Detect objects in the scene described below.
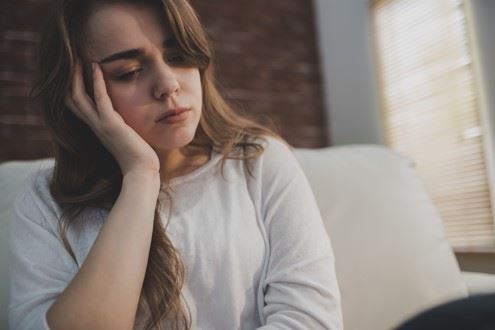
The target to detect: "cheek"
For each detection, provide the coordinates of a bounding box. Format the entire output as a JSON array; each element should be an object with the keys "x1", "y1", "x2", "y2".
[
  {"x1": 194, "y1": 79, "x2": 202, "y2": 104},
  {"x1": 184, "y1": 70, "x2": 202, "y2": 106},
  {"x1": 105, "y1": 84, "x2": 132, "y2": 114},
  {"x1": 104, "y1": 83, "x2": 148, "y2": 129}
]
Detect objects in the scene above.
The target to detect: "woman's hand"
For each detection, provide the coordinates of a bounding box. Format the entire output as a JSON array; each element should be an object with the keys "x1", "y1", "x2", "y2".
[{"x1": 65, "y1": 61, "x2": 161, "y2": 177}]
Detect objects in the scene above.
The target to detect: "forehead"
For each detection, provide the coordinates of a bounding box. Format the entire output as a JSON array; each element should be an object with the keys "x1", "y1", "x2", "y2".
[{"x1": 84, "y1": 3, "x2": 170, "y2": 59}]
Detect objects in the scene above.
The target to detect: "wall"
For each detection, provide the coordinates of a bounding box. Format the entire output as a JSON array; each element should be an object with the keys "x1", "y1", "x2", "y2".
[
  {"x1": 0, "y1": 1, "x2": 52, "y2": 161},
  {"x1": 190, "y1": 0, "x2": 328, "y2": 148},
  {"x1": 312, "y1": 0, "x2": 385, "y2": 146},
  {"x1": 469, "y1": 0, "x2": 495, "y2": 158},
  {"x1": 456, "y1": 0, "x2": 495, "y2": 274}
]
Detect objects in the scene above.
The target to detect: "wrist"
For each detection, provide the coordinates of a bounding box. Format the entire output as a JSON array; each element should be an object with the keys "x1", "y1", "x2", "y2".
[{"x1": 123, "y1": 170, "x2": 161, "y2": 188}]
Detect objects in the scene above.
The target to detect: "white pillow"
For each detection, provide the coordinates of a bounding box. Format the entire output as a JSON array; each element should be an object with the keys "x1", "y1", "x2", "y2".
[{"x1": 294, "y1": 145, "x2": 468, "y2": 330}]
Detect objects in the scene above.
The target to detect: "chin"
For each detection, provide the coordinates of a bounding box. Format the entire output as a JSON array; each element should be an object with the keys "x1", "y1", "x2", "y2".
[{"x1": 152, "y1": 129, "x2": 197, "y2": 151}]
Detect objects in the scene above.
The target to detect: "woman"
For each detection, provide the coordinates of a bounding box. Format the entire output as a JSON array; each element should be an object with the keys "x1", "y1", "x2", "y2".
[{"x1": 8, "y1": 0, "x2": 343, "y2": 329}]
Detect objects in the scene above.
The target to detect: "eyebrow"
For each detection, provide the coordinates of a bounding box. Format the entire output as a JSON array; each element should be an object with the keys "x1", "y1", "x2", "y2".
[{"x1": 98, "y1": 38, "x2": 177, "y2": 64}]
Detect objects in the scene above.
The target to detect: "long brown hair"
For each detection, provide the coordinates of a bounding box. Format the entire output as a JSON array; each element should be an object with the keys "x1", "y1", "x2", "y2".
[{"x1": 31, "y1": 0, "x2": 282, "y2": 328}]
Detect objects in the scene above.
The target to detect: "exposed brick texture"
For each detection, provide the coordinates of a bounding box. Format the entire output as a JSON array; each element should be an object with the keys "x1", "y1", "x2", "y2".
[{"x1": 0, "y1": 0, "x2": 328, "y2": 162}]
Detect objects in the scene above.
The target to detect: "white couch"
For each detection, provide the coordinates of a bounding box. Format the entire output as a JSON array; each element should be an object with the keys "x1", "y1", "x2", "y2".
[{"x1": 1, "y1": 145, "x2": 495, "y2": 330}]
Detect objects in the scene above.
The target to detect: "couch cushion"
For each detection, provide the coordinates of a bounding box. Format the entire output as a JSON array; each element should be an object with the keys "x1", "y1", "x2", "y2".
[
  {"x1": 294, "y1": 145, "x2": 468, "y2": 330},
  {"x1": 461, "y1": 271, "x2": 495, "y2": 296},
  {"x1": 0, "y1": 158, "x2": 55, "y2": 328}
]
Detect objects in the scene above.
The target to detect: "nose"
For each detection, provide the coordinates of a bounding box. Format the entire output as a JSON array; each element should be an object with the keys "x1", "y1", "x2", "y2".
[{"x1": 153, "y1": 65, "x2": 180, "y2": 100}]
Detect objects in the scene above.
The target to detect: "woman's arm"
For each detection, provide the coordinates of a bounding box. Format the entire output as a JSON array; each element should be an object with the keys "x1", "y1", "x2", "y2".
[
  {"x1": 46, "y1": 170, "x2": 160, "y2": 330},
  {"x1": 256, "y1": 137, "x2": 343, "y2": 329},
  {"x1": 45, "y1": 59, "x2": 163, "y2": 329}
]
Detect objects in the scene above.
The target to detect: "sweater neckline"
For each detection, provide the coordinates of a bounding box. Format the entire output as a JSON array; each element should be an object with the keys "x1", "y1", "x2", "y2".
[{"x1": 159, "y1": 149, "x2": 222, "y2": 188}]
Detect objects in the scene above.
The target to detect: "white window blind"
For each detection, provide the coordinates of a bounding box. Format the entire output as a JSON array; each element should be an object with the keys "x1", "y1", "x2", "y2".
[{"x1": 372, "y1": 0, "x2": 495, "y2": 250}]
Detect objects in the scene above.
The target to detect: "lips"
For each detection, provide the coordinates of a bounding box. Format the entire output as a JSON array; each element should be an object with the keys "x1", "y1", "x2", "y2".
[{"x1": 155, "y1": 107, "x2": 190, "y2": 122}]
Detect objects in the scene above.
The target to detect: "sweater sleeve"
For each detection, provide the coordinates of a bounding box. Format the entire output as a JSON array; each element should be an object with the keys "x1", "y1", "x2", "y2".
[
  {"x1": 256, "y1": 138, "x2": 343, "y2": 330},
  {"x1": 8, "y1": 170, "x2": 78, "y2": 330}
]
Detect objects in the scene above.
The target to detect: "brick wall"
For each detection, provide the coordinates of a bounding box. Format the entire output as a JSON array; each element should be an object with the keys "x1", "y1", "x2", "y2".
[
  {"x1": 0, "y1": 1, "x2": 53, "y2": 161},
  {"x1": 0, "y1": 0, "x2": 329, "y2": 162}
]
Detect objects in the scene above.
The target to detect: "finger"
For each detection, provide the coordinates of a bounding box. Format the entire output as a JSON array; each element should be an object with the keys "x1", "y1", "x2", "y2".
[
  {"x1": 92, "y1": 62, "x2": 114, "y2": 118},
  {"x1": 64, "y1": 95, "x2": 84, "y2": 120},
  {"x1": 64, "y1": 94, "x2": 94, "y2": 126},
  {"x1": 71, "y1": 60, "x2": 99, "y2": 124}
]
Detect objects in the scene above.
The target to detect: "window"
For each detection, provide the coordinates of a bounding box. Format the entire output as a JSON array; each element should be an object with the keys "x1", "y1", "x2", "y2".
[{"x1": 372, "y1": 0, "x2": 495, "y2": 251}]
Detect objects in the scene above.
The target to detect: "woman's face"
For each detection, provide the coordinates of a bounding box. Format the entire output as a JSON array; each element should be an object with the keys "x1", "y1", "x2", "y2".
[{"x1": 83, "y1": 3, "x2": 203, "y2": 153}]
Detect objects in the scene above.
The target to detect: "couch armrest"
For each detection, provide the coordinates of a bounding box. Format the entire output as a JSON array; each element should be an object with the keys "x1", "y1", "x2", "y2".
[{"x1": 461, "y1": 271, "x2": 495, "y2": 296}]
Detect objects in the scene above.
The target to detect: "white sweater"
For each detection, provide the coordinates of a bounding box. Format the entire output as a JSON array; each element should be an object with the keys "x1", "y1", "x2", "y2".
[{"x1": 8, "y1": 136, "x2": 343, "y2": 329}]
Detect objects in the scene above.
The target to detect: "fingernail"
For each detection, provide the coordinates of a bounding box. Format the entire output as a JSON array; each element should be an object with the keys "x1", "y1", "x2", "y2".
[{"x1": 92, "y1": 62, "x2": 97, "y2": 72}]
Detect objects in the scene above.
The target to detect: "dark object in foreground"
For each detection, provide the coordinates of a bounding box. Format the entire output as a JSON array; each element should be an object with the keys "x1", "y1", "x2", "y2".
[{"x1": 396, "y1": 293, "x2": 495, "y2": 330}]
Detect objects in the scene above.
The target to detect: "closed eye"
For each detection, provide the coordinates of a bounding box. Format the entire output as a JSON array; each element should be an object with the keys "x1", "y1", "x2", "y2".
[{"x1": 116, "y1": 68, "x2": 143, "y2": 81}]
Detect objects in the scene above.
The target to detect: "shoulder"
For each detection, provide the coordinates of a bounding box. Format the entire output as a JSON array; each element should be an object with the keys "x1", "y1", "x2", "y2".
[
  {"x1": 256, "y1": 135, "x2": 301, "y2": 179},
  {"x1": 241, "y1": 135, "x2": 308, "y2": 199},
  {"x1": 258, "y1": 135, "x2": 295, "y2": 158},
  {"x1": 10, "y1": 164, "x2": 60, "y2": 231},
  {"x1": 20, "y1": 165, "x2": 55, "y2": 204}
]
